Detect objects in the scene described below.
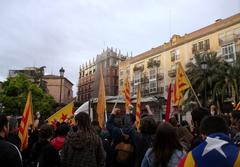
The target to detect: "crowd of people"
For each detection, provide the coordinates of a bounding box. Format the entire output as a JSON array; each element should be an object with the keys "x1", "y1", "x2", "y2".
[{"x1": 1, "y1": 104, "x2": 240, "y2": 167}]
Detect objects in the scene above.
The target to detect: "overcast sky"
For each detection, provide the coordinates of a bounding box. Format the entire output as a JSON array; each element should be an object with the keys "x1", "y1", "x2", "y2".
[{"x1": 0, "y1": 0, "x2": 239, "y2": 95}]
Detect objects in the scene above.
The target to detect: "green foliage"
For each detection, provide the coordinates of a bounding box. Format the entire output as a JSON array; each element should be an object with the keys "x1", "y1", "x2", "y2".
[
  {"x1": 0, "y1": 74, "x2": 56, "y2": 118},
  {"x1": 185, "y1": 52, "x2": 240, "y2": 112}
]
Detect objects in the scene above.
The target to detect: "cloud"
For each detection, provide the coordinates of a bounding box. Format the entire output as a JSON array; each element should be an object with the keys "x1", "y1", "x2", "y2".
[{"x1": 0, "y1": 0, "x2": 239, "y2": 95}]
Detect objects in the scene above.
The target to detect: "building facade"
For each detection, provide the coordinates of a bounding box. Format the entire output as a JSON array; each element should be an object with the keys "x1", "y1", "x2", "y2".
[
  {"x1": 77, "y1": 47, "x2": 127, "y2": 102},
  {"x1": 43, "y1": 75, "x2": 73, "y2": 104},
  {"x1": 119, "y1": 13, "x2": 240, "y2": 100}
]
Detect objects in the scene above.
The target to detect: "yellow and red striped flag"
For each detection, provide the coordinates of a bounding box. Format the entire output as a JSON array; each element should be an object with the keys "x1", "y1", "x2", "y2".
[
  {"x1": 96, "y1": 66, "x2": 106, "y2": 128},
  {"x1": 235, "y1": 102, "x2": 240, "y2": 111},
  {"x1": 124, "y1": 77, "x2": 131, "y2": 113},
  {"x1": 47, "y1": 101, "x2": 74, "y2": 127},
  {"x1": 173, "y1": 63, "x2": 191, "y2": 106},
  {"x1": 18, "y1": 91, "x2": 34, "y2": 151},
  {"x1": 136, "y1": 84, "x2": 141, "y2": 130}
]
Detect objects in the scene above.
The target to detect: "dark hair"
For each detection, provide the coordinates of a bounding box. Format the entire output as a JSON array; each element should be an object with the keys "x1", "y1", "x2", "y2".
[
  {"x1": 231, "y1": 111, "x2": 240, "y2": 121},
  {"x1": 75, "y1": 112, "x2": 91, "y2": 131},
  {"x1": 153, "y1": 123, "x2": 183, "y2": 167},
  {"x1": 169, "y1": 117, "x2": 178, "y2": 127},
  {"x1": 55, "y1": 122, "x2": 70, "y2": 136},
  {"x1": 0, "y1": 114, "x2": 8, "y2": 132},
  {"x1": 200, "y1": 116, "x2": 229, "y2": 135},
  {"x1": 140, "y1": 116, "x2": 157, "y2": 134},
  {"x1": 39, "y1": 124, "x2": 53, "y2": 140},
  {"x1": 9, "y1": 117, "x2": 18, "y2": 132},
  {"x1": 191, "y1": 107, "x2": 210, "y2": 128},
  {"x1": 91, "y1": 120, "x2": 101, "y2": 135}
]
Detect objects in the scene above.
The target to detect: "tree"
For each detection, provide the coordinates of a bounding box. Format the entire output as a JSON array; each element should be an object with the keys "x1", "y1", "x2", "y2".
[{"x1": 0, "y1": 74, "x2": 57, "y2": 118}]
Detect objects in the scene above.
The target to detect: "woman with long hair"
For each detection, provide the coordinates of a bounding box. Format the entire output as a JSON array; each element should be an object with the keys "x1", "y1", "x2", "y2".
[{"x1": 141, "y1": 123, "x2": 185, "y2": 167}]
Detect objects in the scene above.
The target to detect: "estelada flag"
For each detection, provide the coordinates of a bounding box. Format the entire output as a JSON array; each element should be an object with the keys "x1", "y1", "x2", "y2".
[
  {"x1": 235, "y1": 102, "x2": 240, "y2": 111},
  {"x1": 177, "y1": 133, "x2": 240, "y2": 167},
  {"x1": 96, "y1": 66, "x2": 106, "y2": 128},
  {"x1": 136, "y1": 84, "x2": 141, "y2": 130},
  {"x1": 47, "y1": 101, "x2": 74, "y2": 127},
  {"x1": 124, "y1": 77, "x2": 131, "y2": 113},
  {"x1": 18, "y1": 91, "x2": 34, "y2": 151},
  {"x1": 174, "y1": 62, "x2": 191, "y2": 106}
]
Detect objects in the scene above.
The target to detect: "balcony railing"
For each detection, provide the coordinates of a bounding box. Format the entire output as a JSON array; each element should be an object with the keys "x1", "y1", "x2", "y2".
[
  {"x1": 168, "y1": 69, "x2": 176, "y2": 77},
  {"x1": 147, "y1": 60, "x2": 160, "y2": 68},
  {"x1": 219, "y1": 34, "x2": 239, "y2": 46},
  {"x1": 133, "y1": 64, "x2": 144, "y2": 72},
  {"x1": 157, "y1": 73, "x2": 164, "y2": 80}
]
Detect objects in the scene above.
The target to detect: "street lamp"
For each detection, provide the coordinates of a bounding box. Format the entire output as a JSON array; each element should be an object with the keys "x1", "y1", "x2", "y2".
[
  {"x1": 59, "y1": 67, "x2": 65, "y2": 104},
  {"x1": 201, "y1": 60, "x2": 207, "y2": 107}
]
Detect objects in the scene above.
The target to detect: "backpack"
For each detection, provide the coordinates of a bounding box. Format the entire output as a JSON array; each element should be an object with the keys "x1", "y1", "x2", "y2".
[{"x1": 114, "y1": 129, "x2": 134, "y2": 163}]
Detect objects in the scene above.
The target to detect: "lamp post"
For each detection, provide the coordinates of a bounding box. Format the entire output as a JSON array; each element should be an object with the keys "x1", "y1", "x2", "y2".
[
  {"x1": 59, "y1": 67, "x2": 65, "y2": 104},
  {"x1": 201, "y1": 60, "x2": 207, "y2": 107}
]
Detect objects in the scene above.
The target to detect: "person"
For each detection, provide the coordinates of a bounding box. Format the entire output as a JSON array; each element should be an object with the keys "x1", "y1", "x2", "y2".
[
  {"x1": 176, "y1": 126, "x2": 193, "y2": 152},
  {"x1": 61, "y1": 112, "x2": 105, "y2": 167},
  {"x1": 31, "y1": 124, "x2": 60, "y2": 167},
  {"x1": 106, "y1": 107, "x2": 135, "y2": 167},
  {"x1": 141, "y1": 123, "x2": 185, "y2": 167},
  {"x1": 0, "y1": 114, "x2": 23, "y2": 167},
  {"x1": 51, "y1": 122, "x2": 70, "y2": 151},
  {"x1": 210, "y1": 104, "x2": 218, "y2": 116},
  {"x1": 6, "y1": 116, "x2": 21, "y2": 149},
  {"x1": 177, "y1": 116, "x2": 240, "y2": 167}
]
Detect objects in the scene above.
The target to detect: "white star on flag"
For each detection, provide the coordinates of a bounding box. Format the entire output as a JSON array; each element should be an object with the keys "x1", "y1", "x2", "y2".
[{"x1": 202, "y1": 136, "x2": 228, "y2": 158}]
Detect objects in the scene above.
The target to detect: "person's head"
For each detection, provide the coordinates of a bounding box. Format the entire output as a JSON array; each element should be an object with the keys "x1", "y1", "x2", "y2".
[
  {"x1": 36, "y1": 112, "x2": 41, "y2": 119},
  {"x1": 200, "y1": 116, "x2": 229, "y2": 136},
  {"x1": 153, "y1": 123, "x2": 182, "y2": 167},
  {"x1": 55, "y1": 122, "x2": 70, "y2": 137},
  {"x1": 75, "y1": 112, "x2": 91, "y2": 131},
  {"x1": 91, "y1": 120, "x2": 101, "y2": 135},
  {"x1": 8, "y1": 117, "x2": 18, "y2": 134},
  {"x1": 139, "y1": 116, "x2": 157, "y2": 134},
  {"x1": 169, "y1": 117, "x2": 178, "y2": 127},
  {"x1": 39, "y1": 124, "x2": 53, "y2": 140},
  {"x1": 0, "y1": 114, "x2": 9, "y2": 138},
  {"x1": 191, "y1": 107, "x2": 210, "y2": 129},
  {"x1": 230, "y1": 111, "x2": 240, "y2": 126}
]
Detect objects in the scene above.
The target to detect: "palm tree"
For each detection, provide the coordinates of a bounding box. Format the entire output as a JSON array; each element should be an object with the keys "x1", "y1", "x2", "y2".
[{"x1": 186, "y1": 52, "x2": 220, "y2": 107}]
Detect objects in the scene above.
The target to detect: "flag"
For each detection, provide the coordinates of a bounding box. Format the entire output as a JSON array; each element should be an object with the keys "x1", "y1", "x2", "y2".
[
  {"x1": 177, "y1": 133, "x2": 240, "y2": 167},
  {"x1": 174, "y1": 62, "x2": 191, "y2": 106},
  {"x1": 165, "y1": 83, "x2": 172, "y2": 122},
  {"x1": 124, "y1": 77, "x2": 131, "y2": 113},
  {"x1": 235, "y1": 102, "x2": 240, "y2": 111},
  {"x1": 136, "y1": 84, "x2": 141, "y2": 130},
  {"x1": 18, "y1": 92, "x2": 34, "y2": 151},
  {"x1": 47, "y1": 101, "x2": 74, "y2": 127},
  {"x1": 96, "y1": 66, "x2": 106, "y2": 128}
]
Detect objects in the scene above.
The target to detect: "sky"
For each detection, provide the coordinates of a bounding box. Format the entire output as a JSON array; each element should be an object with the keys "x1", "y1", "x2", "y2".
[{"x1": 0, "y1": 0, "x2": 239, "y2": 96}]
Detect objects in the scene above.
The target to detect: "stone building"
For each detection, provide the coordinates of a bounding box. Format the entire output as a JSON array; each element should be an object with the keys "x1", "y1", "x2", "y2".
[
  {"x1": 43, "y1": 75, "x2": 73, "y2": 104},
  {"x1": 77, "y1": 47, "x2": 127, "y2": 102}
]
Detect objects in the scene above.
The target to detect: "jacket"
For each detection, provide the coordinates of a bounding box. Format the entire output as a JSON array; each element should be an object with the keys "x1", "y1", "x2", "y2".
[
  {"x1": 0, "y1": 136, "x2": 23, "y2": 167},
  {"x1": 141, "y1": 148, "x2": 185, "y2": 167},
  {"x1": 51, "y1": 136, "x2": 65, "y2": 150},
  {"x1": 61, "y1": 129, "x2": 105, "y2": 167}
]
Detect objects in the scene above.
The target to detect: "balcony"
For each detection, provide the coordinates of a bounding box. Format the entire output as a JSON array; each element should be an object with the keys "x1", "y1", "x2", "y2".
[
  {"x1": 147, "y1": 60, "x2": 160, "y2": 68},
  {"x1": 219, "y1": 34, "x2": 239, "y2": 46},
  {"x1": 168, "y1": 69, "x2": 176, "y2": 77},
  {"x1": 157, "y1": 73, "x2": 164, "y2": 80},
  {"x1": 133, "y1": 64, "x2": 144, "y2": 72}
]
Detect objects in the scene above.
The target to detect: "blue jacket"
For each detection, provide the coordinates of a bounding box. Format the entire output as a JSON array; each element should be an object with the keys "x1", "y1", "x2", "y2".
[{"x1": 141, "y1": 148, "x2": 185, "y2": 167}]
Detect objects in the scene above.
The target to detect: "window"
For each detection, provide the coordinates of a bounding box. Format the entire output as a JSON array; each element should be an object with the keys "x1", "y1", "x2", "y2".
[
  {"x1": 133, "y1": 72, "x2": 141, "y2": 95},
  {"x1": 204, "y1": 39, "x2": 210, "y2": 50},
  {"x1": 149, "y1": 68, "x2": 156, "y2": 80},
  {"x1": 192, "y1": 44, "x2": 197, "y2": 53},
  {"x1": 170, "y1": 50, "x2": 180, "y2": 62},
  {"x1": 149, "y1": 80, "x2": 157, "y2": 93},
  {"x1": 199, "y1": 41, "x2": 203, "y2": 50},
  {"x1": 120, "y1": 79, "x2": 123, "y2": 86},
  {"x1": 222, "y1": 43, "x2": 235, "y2": 60}
]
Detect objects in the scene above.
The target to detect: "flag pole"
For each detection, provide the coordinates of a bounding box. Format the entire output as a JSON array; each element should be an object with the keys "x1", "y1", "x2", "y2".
[{"x1": 177, "y1": 62, "x2": 202, "y2": 107}]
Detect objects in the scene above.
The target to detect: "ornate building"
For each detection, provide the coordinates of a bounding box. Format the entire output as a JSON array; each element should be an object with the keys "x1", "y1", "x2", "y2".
[{"x1": 77, "y1": 47, "x2": 127, "y2": 102}]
